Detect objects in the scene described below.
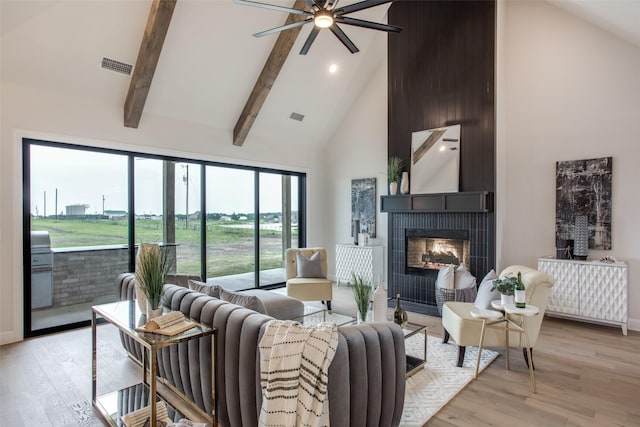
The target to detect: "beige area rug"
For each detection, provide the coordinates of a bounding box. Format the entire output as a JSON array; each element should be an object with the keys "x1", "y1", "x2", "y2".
[{"x1": 401, "y1": 334, "x2": 499, "y2": 426}]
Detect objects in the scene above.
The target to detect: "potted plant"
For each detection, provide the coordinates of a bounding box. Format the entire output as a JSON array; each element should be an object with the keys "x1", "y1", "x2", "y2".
[
  {"x1": 352, "y1": 273, "x2": 373, "y2": 323},
  {"x1": 387, "y1": 157, "x2": 405, "y2": 195},
  {"x1": 491, "y1": 275, "x2": 517, "y2": 306},
  {"x1": 135, "y1": 243, "x2": 169, "y2": 318}
]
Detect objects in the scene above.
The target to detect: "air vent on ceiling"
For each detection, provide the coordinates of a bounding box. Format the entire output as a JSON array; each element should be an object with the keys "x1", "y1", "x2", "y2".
[
  {"x1": 290, "y1": 112, "x2": 305, "y2": 122},
  {"x1": 100, "y1": 57, "x2": 133, "y2": 76}
]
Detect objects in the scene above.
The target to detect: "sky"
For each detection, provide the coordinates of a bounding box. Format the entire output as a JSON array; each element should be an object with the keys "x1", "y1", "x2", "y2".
[{"x1": 30, "y1": 145, "x2": 297, "y2": 216}]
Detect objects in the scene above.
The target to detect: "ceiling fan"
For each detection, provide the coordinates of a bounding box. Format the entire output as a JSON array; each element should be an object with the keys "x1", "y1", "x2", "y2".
[{"x1": 234, "y1": 0, "x2": 402, "y2": 55}]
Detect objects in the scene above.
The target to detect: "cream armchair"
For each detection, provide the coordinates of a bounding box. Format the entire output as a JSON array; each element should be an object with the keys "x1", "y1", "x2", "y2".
[
  {"x1": 442, "y1": 265, "x2": 555, "y2": 367},
  {"x1": 285, "y1": 248, "x2": 333, "y2": 311}
]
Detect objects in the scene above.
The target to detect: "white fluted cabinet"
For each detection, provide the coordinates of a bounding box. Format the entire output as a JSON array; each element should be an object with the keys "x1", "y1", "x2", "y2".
[
  {"x1": 335, "y1": 244, "x2": 383, "y2": 286},
  {"x1": 538, "y1": 258, "x2": 628, "y2": 335}
]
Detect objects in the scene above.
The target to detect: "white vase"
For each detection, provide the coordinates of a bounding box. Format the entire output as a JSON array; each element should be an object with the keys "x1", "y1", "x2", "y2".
[
  {"x1": 146, "y1": 301, "x2": 163, "y2": 319},
  {"x1": 389, "y1": 182, "x2": 398, "y2": 195},
  {"x1": 400, "y1": 172, "x2": 409, "y2": 194},
  {"x1": 373, "y1": 275, "x2": 388, "y2": 322},
  {"x1": 573, "y1": 215, "x2": 589, "y2": 259},
  {"x1": 501, "y1": 294, "x2": 514, "y2": 306},
  {"x1": 135, "y1": 286, "x2": 148, "y2": 316}
]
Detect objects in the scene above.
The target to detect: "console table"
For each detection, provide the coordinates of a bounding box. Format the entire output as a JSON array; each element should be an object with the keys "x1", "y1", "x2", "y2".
[
  {"x1": 92, "y1": 301, "x2": 217, "y2": 426},
  {"x1": 335, "y1": 244, "x2": 383, "y2": 285},
  {"x1": 537, "y1": 258, "x2": 628, "y2": 335}
]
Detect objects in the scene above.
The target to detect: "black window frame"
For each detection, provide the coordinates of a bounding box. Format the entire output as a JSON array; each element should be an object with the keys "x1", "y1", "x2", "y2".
[{"x1": 22, "y1": 138, "x2": 307, "y2": 337}]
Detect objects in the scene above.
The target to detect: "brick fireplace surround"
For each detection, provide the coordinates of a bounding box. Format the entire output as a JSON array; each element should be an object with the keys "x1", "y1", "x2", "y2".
[{"x1": 382, "y1": 192, "x2": 494, "y2": 316}]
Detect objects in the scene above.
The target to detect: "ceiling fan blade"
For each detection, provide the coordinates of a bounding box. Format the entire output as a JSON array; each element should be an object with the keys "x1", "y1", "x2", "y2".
[
  {"x1": 336, "y1": 16, "x2": 402, "y2": 32},
  {"x1": 324, "y1": 0, "x2": 338, "y2": 9},
  {"x1": 303, "y1": 0, "x2": 319, "y2": 10},
  {"x1": 330, "y1": 24, "x2": 359, "y2": 53},
  {"x1": 334, "y1": 0, "x2": 393, "y2": 16},
  {"x1": 234, "y1": 0, "x2": 312, "y2": 16},
  {"x1": 253, "y1": 18, "x2": 312, "y2": 38},
  {"x1": 300, "y1": 26, "x2": 321, "y2": 55}
]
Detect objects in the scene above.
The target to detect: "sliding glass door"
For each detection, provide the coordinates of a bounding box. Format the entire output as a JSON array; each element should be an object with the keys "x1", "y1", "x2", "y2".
[
  {"x1": 258, "y1": 172, "x2": 299, "y2": 287},
  {"x1": 23, "y1": 139, "x2": 306, "y2": 336},
  {"x1": 205, "y1": 166, "x2": 256, "y2": 290},
  {"x1": 26, "y1": 143, "x2": 129, "y2": 333}
]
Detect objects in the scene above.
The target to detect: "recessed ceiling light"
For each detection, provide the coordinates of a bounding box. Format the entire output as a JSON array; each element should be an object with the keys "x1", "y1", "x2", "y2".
[
  {"x1": 439, "y1": 145, "x2": 446, "y2": 152},
  {"x1": 329, "y1": 63, "x2": 338, "y2": 73}
]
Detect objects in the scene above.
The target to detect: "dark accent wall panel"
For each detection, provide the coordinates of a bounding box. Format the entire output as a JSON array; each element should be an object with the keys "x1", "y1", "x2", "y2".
[
  {"x1": 388, "y1": 0, "x2": 496, "y2": 193},
  {"x1": 387, "y1": 1, "x2": 497, "y2": 307}
]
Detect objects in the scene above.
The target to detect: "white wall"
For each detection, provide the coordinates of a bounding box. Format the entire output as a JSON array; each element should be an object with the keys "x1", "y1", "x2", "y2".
[
  {"x1": 0, "y1": 81, "x2": 325, "y2": 344},
  {"x1": 323, "y1": 51, "x2": 388, "y2": 285},
  {"x1": 498, "y1": 1, "x2": 640, "y2": 330}
]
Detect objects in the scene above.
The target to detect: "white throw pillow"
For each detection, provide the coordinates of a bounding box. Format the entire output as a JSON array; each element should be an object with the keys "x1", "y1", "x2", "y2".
[
  {"x1": 474, "y1": 270, "x2": 500, "y2": 309},
  {"x1": 454, "y1": 263, "x2": 477, "y2": 290},
  {"x1": 436, "y1": 265, "x2": 455, "y2": 289}
]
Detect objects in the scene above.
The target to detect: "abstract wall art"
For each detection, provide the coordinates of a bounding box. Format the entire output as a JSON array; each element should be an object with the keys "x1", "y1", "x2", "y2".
[
  {"x1": 556, "y1": 157, "x2": 612, "y2": 250},
  {"x1": 351, "y1": 178, "x2": 376, "y2": 238}
]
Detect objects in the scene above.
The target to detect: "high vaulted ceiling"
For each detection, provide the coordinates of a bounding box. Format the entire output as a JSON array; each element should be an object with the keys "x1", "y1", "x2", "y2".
[
  {"x1": 1, "y1": 0, "x2": 390, "y2": 148},
  {"x1": 2, "y1": 1, "x2": 639, "y2": 149}
]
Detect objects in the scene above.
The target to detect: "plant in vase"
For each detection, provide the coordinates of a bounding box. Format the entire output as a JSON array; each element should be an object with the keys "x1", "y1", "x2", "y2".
[
  {"x1": 352, "y1": 273, "x2": 373, "y2": 323},
  {"x1": 491, "y1": 275, "x2": 517, "y2": 306},
  {"x1": 387, "y1": 157, "x2": 405, "y2": 195},
  {"x1": 135, "y1": 243, "x2": 170, "y2": 319}
]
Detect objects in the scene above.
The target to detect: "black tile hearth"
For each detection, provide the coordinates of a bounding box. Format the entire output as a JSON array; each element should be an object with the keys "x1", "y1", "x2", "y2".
[{"x1": 387, "y1": 211, "x2": 493, "y2": 316}]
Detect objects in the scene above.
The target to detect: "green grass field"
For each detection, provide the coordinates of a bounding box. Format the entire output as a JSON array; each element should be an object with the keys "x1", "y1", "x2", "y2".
[{"x1": 32, "y1": 218, "x2": 296, "y2": 276}]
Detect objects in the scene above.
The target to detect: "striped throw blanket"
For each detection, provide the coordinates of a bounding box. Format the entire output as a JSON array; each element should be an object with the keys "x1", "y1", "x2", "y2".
[{"x1": 258, "y1": 320, "x2": 339, "y2": 427}]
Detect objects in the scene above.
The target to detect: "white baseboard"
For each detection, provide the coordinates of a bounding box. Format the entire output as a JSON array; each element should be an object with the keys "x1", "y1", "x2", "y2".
[{"x1": 627, "y1": 318, "x2": 640, "y2": 332}]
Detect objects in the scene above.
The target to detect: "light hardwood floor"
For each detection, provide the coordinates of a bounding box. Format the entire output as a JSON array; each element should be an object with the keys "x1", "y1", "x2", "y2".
[
  {"x1": 419, "y1": 315, "x2": 640, "y2": 426},
  {"x1": 1, "y1": 286, "x2": 639, "y2": 426}
]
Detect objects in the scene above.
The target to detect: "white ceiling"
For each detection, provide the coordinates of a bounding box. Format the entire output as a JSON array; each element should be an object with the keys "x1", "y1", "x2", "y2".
[{"x1": 2, "y1": 0, "x2": 639, "y2": 149}]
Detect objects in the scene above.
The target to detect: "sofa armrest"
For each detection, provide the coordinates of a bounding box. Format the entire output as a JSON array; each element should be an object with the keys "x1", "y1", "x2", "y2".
[
  {"x1": 327, "y1": 322, "x2": 406, "y2": 427},
  {"x1": 116, "y1": 272, "x2": 137, "y2": 301}
]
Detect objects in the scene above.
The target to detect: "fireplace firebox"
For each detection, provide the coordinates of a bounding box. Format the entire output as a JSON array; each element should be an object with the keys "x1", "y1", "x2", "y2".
[{"x1": 405, "y1": 229, "x2": 470, "y2": 275}]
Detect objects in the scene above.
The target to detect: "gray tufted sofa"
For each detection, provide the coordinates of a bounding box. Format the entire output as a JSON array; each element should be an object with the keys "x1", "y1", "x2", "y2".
[{"x1": 117, "y1": 273, "x2": 406, "y2": 427}]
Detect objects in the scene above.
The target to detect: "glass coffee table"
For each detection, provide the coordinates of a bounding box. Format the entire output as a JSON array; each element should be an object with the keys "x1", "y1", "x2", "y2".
[
  {"x1": 294, "y1": 305, "x2": 357, "y2": 326},
  {"x1": 402, "y1": 322, "x2": 428, "y2": 378}
]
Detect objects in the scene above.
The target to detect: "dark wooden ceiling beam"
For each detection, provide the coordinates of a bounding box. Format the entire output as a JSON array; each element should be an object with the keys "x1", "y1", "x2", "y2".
[
  {"x1": 233, "y1": 0, "x2": 310, "y2": 146},
  {"x1": 124, "y1": 0, "x2": 177, "y2": 128}
]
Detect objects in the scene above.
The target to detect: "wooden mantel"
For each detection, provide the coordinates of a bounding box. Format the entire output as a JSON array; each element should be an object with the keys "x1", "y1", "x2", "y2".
[{"x1": 380, "y1": 191, "x2": 490, "y2": 213}]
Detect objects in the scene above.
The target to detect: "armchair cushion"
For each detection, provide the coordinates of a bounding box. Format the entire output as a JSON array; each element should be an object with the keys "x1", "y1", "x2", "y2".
[{"x1": 296, "y1": 251, "x2": 325, "y2": 278}]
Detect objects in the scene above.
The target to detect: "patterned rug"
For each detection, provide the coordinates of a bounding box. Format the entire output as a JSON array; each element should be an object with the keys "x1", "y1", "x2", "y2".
[{"x1": 401, "y1": 334, "x2": 499, "y2": 426}]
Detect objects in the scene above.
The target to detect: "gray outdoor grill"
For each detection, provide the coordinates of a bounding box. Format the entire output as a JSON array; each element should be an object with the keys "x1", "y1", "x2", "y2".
[{"x1": 31, "y1": 231, "x2": 53, "y2": 309}]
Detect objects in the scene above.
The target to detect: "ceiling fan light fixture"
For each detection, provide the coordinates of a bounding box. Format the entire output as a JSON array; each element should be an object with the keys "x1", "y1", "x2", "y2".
[{"x1": 314, "y1": 11, "x2": 334, "y2": 28}]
